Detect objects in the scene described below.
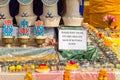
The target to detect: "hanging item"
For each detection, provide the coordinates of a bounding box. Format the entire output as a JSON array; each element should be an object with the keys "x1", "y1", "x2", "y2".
[
  {"x1": 41, "y1": 0, "x2": 59, "y2": 6},
  {"x1": 18, "y1": 0, "x2": 33, "y2": 5},
  {"x1": 40, "y1": 0, "x2": 61, "y2": 27},
  {"x1": 0, "y1": 0, "x2": 10, "y2": 7},
  {"x1": 16, "y1": 0, "x2": 37, "y2": 26}
]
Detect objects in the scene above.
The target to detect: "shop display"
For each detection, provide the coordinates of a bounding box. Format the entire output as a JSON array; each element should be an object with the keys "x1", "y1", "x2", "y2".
[{"x1": 0, "y1": 0, "x2": 120, "y2": 80}]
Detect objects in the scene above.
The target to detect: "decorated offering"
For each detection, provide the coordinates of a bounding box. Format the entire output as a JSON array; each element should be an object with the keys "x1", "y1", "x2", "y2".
[
  {"x1": 40, "y1": 0, "x2": 61, "y2": 27},
  {"x1": 18, "y1": 20, "x2": 30, "y2": 48},
  {"x1": 36, "y1": 63, "x2": 50, "y2": 72},
  {"x1": 98, "y1": 68, "x2": 108, "y2": 80},
  {"x1": 34, "y1": 20, "x2": 46, "y2": 47},
  {"x1": 16, "y1": 0, "x2": 37, "y2": 26},
  {"x1": 63, "y1": 70, "x2": 72, "y2": 80},
  {"x1": 34, "y1": 20, "x2": 44, "y2": 36},
  {"x1": 25, "y1": 71, "x2": 33, "y2": 80},
  {"x1": 65, "y1": 60, "x2": 80, "y2": 70},
  {"x1": 2, "y1": 20, "x2": 14, "y2": 48},
  {"x1": 16, "y1": 64, "x2": 23, "y2": 72}
]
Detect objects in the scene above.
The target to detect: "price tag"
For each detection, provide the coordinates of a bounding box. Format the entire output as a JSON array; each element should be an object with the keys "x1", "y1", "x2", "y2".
[{"x1": 59, "y1": 29, "x2": 87, "y2": 50}]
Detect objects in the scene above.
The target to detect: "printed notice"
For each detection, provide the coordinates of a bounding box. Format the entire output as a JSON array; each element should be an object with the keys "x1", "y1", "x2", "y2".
[{"x1": 59, "y1": 29, "x2": 87, "y2": 50}]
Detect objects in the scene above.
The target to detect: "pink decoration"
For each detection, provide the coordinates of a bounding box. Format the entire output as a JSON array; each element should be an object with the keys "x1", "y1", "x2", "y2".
[
  {"x1": 103, "y1": 15, "x2": 117, "y2": 28},
  {"x1": 103, "y1": 15, "x2": 117, "y2": 22}
]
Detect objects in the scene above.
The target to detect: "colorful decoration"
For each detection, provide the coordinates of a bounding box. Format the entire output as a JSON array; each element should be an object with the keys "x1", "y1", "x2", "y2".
[
  {"x1": 64, "y1": 70, "x2": 72, "y2": 80},
  {"x1": 34, "y1": 20, "x2": 44, "y2": 36},
  {"x1": 23, "y1": 65, "x2": 29, "y2": 71},
  {"x1": 35, "y1": 63, "x2": 50, "y2": 72},
  {"x1": 3, "y1": 20, "x2": 13, "y2": 37},
  {"x1": 16, "y1": 65, "x2": 22, "y2": 72},
  {"x1": 25, "y1": 71, "x2": 33, "y2": 80},
  {"x1": 83, "y1": 23, "x2": 119, "y2": 64},
  {"x1": 0, "y1": 13, "x2": 6, "y2": 19},
  {"x1": 41, "y1": 0, "x2": 59, "y2": 6},
  {"x1": 46, "y1": 12, "x2": 53, "y2": 18},
  {"x1": 42, "y1": 38, "x2": 57, "y2": 47},
  {"x1": 98, "y1": 68, "x2": 107, "y2": 80},
  {"x1": 19, "y1": 20, "x2": 30, "y2": 36},
  {"x1": 0, "y1": 0, "x2": 10, "y2": 7},
  {"x1": 65, "y1": 59, "x2": 80, "y2": 70},
  {"x1": 21, "y1": 12, "x2": 29, "y2": 17},
  {"x1": 18, "y1": 0, "x2": 33, "y2": 5},
  {"x1": 9, "y1": 65, "x2": 16, "y2": 72},
  {"x1": 103, "y1": 15, "x2": 117, "y2": 29}
]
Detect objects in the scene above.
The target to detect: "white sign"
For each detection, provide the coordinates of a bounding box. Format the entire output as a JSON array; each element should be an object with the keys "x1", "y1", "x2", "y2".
[{"x1": 59, "y1": 29, "x2": 87, "y2": 50}]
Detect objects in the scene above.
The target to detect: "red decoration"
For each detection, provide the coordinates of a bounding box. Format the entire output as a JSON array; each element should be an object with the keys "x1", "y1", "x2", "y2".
[
  {"x1": 40, "y1": 63, "x2": 46, "y2": 66},
  {"x1": 19, "y1": 28, "x2": 30, "y2": 34},
  {"x1": 35, "y1": 20, "x2": 43, "y2": 26},
  {"x1": 4, "y1": 20, "x2": 13, "y2": 25}
]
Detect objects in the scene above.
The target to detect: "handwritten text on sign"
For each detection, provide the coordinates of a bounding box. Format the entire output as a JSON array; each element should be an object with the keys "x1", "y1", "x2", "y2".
[{"x1": 59, "y1": 30, "x2": 87, "y2": 50}]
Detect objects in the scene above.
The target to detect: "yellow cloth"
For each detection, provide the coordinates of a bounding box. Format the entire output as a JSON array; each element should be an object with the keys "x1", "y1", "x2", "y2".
[
  {"x1": 89, "y1": 0, "x2": 120, "y2": 29},
  {"x1": 83, "y1": 1, "x2": 90, "y2": 23}
]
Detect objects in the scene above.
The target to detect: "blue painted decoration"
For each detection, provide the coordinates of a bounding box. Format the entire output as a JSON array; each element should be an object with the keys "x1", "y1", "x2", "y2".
[
  {"x1": 34, "y1": 21, "x2": 44, "y2": 36},
  {"x1": 0, "y1": 13, "x2": 6, "y2": 19},
  {"x1": 46, "y1": 12, "x2": 53, "y2": 18},
  {"x1": 3, "y1": 20, "x2": 13, "y2": 37},
  {"x1": 19, "y1": 20, "x2": 30, "y2": 36},
  {"x1": 80, "y1": 0, "x2": 84, "y2": 16}
]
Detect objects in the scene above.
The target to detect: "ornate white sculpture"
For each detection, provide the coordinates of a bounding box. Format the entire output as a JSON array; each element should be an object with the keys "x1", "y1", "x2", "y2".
[
  {"x1": 40, "y1": 0, "x2": 61, "y2": 27},
  {"x1": 0, "y1": 0, "x2": 12, "y2": 26},
  {"x1": 15, "y1": 0, "x2": 37, "y2": 26},
  {"x1": 63, "y1": 0, "x2": 83, "y2": 26}
]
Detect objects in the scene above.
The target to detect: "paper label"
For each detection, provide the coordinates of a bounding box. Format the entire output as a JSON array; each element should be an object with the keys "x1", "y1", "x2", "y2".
[{"x1": 59, "y1": 29, "x2": 87, "y2": 50}]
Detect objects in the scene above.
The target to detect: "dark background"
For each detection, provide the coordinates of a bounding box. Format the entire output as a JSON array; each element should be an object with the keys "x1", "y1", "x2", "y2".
[
  {"x1": 9, "y1": 0, "x2": 65, "y2": 24},
  {"x1": 9, "y1": 0, "x2": 63, "y2": 17}
]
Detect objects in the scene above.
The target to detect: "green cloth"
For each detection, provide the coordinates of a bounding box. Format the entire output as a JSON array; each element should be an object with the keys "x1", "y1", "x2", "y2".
[{"x1": 59, "y1": 46, "x2": 99, "y2": 61}]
